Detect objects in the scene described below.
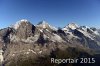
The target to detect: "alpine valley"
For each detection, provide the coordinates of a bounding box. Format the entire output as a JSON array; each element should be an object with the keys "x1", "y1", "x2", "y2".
[{"x1": 0, "y1": 19, "x2": 100, "y2": 66}]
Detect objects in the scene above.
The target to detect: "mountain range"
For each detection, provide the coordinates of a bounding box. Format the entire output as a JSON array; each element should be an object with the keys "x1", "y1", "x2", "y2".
[{"x1": 0, "y1": 19, "x2": 100, "y2": 66}]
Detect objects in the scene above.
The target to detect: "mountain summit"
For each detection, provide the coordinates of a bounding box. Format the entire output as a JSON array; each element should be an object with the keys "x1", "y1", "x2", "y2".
[
  {"x1": 13, "y1": 19, "x2": 31, "y2": 29},
  {"x1": 67, "y1": 23, "x2": 79, "y2": 30},
  {"x1": 36, "y1": 20, "x2": 57, "y2": 31},
  {"x1": 37, "y1": 20, "x2": 49, "y2": 29}
]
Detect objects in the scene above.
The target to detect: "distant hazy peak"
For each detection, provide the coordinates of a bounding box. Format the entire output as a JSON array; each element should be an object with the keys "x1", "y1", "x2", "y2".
[
  {"x1": 37, "y1": 20, "x2": 48, "y2": 25},
  {"x1": 37, "y1": 21, "x2": 49, "y2": 28}
]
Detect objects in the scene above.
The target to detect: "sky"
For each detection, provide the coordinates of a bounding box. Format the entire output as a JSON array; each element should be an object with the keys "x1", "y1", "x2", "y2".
[{"x1": 0, "y1": 0, "x2": 100, "y2": 29}]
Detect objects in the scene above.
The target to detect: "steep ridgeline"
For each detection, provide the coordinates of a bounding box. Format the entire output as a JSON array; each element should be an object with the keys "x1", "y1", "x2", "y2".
[{"x1": 0, "y1": 19, "x2": 100, "y2": 65}]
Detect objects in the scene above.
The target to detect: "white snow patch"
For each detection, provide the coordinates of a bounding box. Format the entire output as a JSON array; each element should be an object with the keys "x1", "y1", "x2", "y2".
[
  {"x1": 62, "y1": 27, "x2": 68, "y2": 31},
  {"x1": 38, "y1": 51, "x2": 42, "y2": 54},
  {"x1": 51, "y1": 34, "x2": 63, "y2": 42},
  {"x1": 39, "y1": 29, "x2": 43, "y2": 32},
  {"x1": 20, "y1": 19, "x2": 28, "y2": 22},
  {"x1": 12, "y1": 54, "x2": 15, "y2": 56},
  {"x1": 94, "y1": 31, "x2": 99, "y2": 35},
  {"x1": 0, "y1": 50, "x2": 3, "y2": 62},
  {"x1": 26, "y1": 52, "x2": 30, "y2": 54},
  {"x1": 14, "y1": 22, "x2": 20, "y2": 29},
  {"x1": 49, "y1": 25, "x2": 58, "y2": 30},
  {"x1": 28, "y1": 49, "x2": 36, "y2": 54}
]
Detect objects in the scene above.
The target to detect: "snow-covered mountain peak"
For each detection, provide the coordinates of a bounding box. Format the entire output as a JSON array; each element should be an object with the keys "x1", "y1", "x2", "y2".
[
  {"x1": 62, "y1": 23, "x2": 79, "y2": 31},
  {"x1": 37, "y1": 21, "x2": 57, "y2": 30},
  {"x1": 13, "y1": 19, "x2": 30, "y2": 29},
  {"x1": 67, "y1": 23, "x2": 79, "y2": 30},
  {"x1": 37, "y1": 21, "x2": 49, "y2": 29}
]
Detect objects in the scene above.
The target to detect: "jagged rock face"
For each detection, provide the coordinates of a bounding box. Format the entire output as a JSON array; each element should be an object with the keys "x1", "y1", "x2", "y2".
[
  {"x1": 14, "y1": 20, "x2": 35, "y2": 39},
  {"x1": 0, "y1": 27, "x2": 13, "y2": 43}
]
